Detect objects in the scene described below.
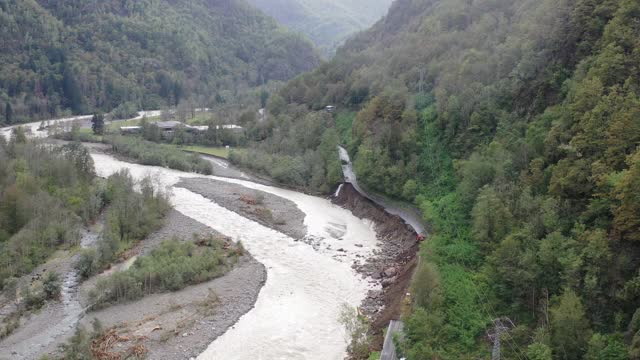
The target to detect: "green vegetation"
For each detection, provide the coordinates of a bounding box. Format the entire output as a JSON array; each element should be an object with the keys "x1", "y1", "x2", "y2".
[
  {"x1": 107, "y1": 119, "x2": 141, "y2": 132},
  {"x1": 229, "y1": 111, "x2": 343, "y2": 192},
  {"x1": 107, "y1": 136, "x2": 213, "y2": 175},
  {"x1": 1, "y1": 271, "x2": 61, "y2": 339},
  {"x1": 0, "y1": 0, "x2": 320, "y2": 125},
  {"x1": 90, "y1": 113, "x2": 105, "y2": 136},
  {"x1": 54, "y1": 122, "x2": 103, "y2": 143},
  {"x1": 89, "y1": 236, "x2": 241, "y2": 308},
  {"x1": 174, "y1": 145, "x2": 231, "y2": 159},
  {"x1": 246, "y1": 0, "x2": 392, "y2": 56},
  {"x1": 0, "y1": 134, "x2": 91, "y2": 338},
  {"x1": 250, "y1": 0, "x2": 640, "y2": 357},
  {"x1": 76, "y1": 170, "x2": 170, "y2": 278},
  {"x1": 57, "y1": 319, "x2": 104, "y2": 360},
  {"x1": 339, "y1": 303, "x2": 373, "y2": 358},
  {"x1": 0, "y1": 135, "x2": 100, "y2": 288}
]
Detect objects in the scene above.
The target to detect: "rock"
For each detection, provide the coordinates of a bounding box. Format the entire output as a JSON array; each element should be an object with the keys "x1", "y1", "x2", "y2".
[
  {"x1": 355, "y1": 244, "x2": 363, "y2": 248},
  {"x1": 383, "y1": 267, "x2": 397, "y2": 277},
  {"x1": 182, "y1": 332, "x2": 189, "y2": 337},
  {"x1": 381, "y1": 276, "x2": 396, "y2": 288},
  {"x1": 371, "y1": 272, "x2": 382, "y2": 280}
]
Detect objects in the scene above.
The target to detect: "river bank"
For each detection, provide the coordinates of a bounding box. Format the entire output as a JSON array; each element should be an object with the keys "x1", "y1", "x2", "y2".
[{"x1": 333, "y1": 183, "x2": 419, "y2": 348}]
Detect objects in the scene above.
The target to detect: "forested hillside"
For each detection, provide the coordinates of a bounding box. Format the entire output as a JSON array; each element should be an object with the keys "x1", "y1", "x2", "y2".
[
  {"x1": 243, "y1": 0, "x2": 640, "y2": 358},
  {"x1": 245, "y1": 0, "x2": 393, "y2": 56},
  {"x1": 0, "y1": 0, "x2": 320, "y2": 124}
]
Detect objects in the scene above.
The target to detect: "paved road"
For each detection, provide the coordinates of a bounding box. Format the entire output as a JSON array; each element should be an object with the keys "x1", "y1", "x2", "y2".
[
  {"x1": 338, "y1": 146, "x2": 426, "y2": 235},
  {"x1": 381, "y1": 320, "x2": 404, "y2": 360}
]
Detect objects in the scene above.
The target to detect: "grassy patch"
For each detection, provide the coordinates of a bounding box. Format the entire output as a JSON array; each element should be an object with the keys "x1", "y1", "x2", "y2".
[
  {"x1": 174, "y1": 145, "x2": 231, "y2": 159},
  {"x1": 185, "y1": 112, "x2": 212, "y2": 125},
  {"x1": 335, "y1": 111, "x2": 355, "y2": 145},
  {"x1": 106, "y1": 118, "x2": 141, "y2": 132}
]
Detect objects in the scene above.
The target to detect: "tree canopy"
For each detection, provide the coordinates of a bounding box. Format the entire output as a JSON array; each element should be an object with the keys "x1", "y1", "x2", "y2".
[{"x1": 246, "y1": 0, "x2": 640, "y2": 357}]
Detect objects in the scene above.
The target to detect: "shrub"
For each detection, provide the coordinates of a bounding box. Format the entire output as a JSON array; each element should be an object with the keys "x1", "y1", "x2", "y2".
[
  {"x1": 90, "y1": 238, "x2": 239, "y2": 308},
  {"x1": 338, "y1": 303, "x2": 372, "y2": 359},
  {"x1": 75, "y1": 249, "x2": 98, "y2": 279},
  {"x1": 77, "y1": 171, "x2": 170, "y2": 278},
  {"x1": 111, "y1": 102, "x2": 139, "y2": 120},
  {"x1": 411, "y1": 261, "x2": 442, "y2": 309},
  {"x1": 22, "y1": 284, "x2": 46, "y2": 310},
  {"x1": 43, "y1": 271, "x2": 61, "y2": 300}
]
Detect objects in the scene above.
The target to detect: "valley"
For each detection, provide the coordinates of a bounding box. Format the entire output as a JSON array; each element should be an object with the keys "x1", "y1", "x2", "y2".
[{"x1": 1, "y1": 0, "x2": 640, "y2": 359}]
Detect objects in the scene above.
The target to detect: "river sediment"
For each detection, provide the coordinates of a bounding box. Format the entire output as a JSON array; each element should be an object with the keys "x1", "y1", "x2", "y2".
[
  {"x1": 177, "y1": 177, "x2": 307, "y2": 240},
  {"x1": 75, "y1": 210, "x2": 266, "y2": 360}
]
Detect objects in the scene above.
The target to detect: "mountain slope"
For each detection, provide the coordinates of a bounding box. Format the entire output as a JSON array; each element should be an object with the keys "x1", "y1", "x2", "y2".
[
  {"x1": 237, "y1": 0, "x2": 640, "y2": 357},
  {"x1": 245, "y1": 0, "x2": 393, "y2": 56},
  {"x1": 0, "y1": 0, "x2": 320, "y2": 124}
]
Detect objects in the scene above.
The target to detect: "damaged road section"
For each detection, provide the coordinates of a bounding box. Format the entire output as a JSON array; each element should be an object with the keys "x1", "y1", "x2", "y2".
[{"x1": 333, "y1": 183, "x2": 419, "y2": 345}]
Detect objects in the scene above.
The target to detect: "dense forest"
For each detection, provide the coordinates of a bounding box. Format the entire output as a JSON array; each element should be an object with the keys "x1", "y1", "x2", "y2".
[
  {"x1": 0, "y1": 0, "x2": 320, "y2": 124},
  {"x1": 245, "y1": 0, "x2": 393, "y2": 56},
  {"x1": 247, "y1": 0, "x2": 640, "y2": 358}
]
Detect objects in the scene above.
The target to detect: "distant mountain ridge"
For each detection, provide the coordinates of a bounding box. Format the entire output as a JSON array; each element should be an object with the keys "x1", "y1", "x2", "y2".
[
  {"x1": 0, "y1": 0, "x2": 320, "y2": 124},
  {"x1": 245, "y1": 0, "x2": 393, "y2": 56}
]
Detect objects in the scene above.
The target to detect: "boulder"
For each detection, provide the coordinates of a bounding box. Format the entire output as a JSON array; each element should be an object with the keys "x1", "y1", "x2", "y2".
[
  {"x1": 383, "y1": 267, "x2": 397, "y2": 277},
  {"x1": 381, "y1": 276, "x2": 396, "y2": 287}
]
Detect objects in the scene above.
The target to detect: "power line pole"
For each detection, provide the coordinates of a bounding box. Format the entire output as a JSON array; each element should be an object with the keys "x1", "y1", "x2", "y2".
[{"x1": 487, "y1": 318, "x2": 515, "y2": 360}]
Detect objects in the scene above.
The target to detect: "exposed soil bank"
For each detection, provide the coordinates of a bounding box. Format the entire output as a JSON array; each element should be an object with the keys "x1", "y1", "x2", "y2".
[
  {"x1": 333, "y1": 183, "x2": 419, "y2": 347},
  {"x1": 177, "y1": 177, "x2": 307, "y2": 240}
]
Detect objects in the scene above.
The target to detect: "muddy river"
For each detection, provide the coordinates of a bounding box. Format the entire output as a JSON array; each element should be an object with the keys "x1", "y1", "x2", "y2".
[{"x1": 1, "y1": 117, "x2": 381, "y2": 359}]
